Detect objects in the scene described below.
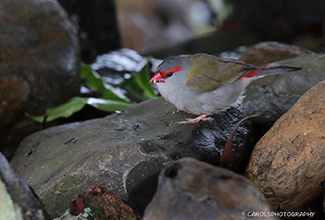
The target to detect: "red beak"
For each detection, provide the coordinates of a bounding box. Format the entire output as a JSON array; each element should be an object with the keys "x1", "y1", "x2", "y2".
[{"x1": 150, "y1": 73, "x2": 165, "y2": 83}]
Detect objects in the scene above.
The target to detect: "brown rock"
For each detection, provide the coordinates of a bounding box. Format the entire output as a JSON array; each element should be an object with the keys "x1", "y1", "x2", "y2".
[
  {"x1": 245, "y1": 80, "x2": 325, "y2": 212},
  {"x1": 144, "y1": 158, "x2": 278, "y2": 220},
  {"x1": 0, "y1": 77, "x2": 30, "y2": 127},
  {"x1": 240, "y1": 41, "x2": 312, "y2": 66},
  {"x1": 0, "y1": 0, "x2": 80, "y2": 158}
]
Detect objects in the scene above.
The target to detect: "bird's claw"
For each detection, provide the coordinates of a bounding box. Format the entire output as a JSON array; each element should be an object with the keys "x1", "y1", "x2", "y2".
[{"x1": 177, "y1": 114, "x2": 214, "y2": 124}]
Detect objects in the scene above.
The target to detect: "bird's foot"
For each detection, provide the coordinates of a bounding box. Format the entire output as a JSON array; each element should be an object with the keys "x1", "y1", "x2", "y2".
[{"x1": 178, "y1": 114, "x2": 214, "y2": 124}]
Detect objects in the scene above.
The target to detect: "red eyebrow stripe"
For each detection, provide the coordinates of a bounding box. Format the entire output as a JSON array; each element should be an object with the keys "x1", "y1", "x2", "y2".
[{"x1": 160, "y1": 66, "x2": 183, "y2": 77}]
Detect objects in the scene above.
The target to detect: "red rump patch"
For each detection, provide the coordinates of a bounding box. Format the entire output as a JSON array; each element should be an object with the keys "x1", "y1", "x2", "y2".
[
  {"x1": 239, "y1": 67, "x2": 269, "y2": 80},
  {"x1": 159, "y1": 66, "x2": 183, "y2": 78},
  {"x1": 239, "y1": 71, "x2": 258, "y2": 80}
]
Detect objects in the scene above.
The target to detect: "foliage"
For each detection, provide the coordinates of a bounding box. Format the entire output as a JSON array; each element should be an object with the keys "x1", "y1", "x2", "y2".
[
  {"x1": 121, "y1": 57, "x2": 156, "y2": 100},
  {"x1": 27, "y1": 59, "x2": 155, "y2": 123},
  {"x1": 80, "y1": 64, "x2": 130, "y2": 102}
]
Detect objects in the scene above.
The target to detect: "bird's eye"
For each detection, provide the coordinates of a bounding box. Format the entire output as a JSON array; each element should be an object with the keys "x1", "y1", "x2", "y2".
[{"x1": 167, "y1": 72, "x2": 173, "y2": 77}]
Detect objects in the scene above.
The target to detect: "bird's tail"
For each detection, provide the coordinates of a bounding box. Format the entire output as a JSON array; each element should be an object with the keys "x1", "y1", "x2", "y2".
[{"x1": 239, "y1": 66, "x2": 302, "y2": 80}]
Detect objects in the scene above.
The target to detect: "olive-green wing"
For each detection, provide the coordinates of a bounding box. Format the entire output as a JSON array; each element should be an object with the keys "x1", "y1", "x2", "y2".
[{"x1": 185, "y1": 54, "x2": 253, "y2": 93}]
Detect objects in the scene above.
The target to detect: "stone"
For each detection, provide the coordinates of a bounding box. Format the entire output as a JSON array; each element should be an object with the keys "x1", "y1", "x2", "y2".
[
  {"x1": 143, "y1": 158, "x2": 278, "y2": 220},
  {"x1": 243, "y1": 53, "x2": 325, "y2": 125},
  {"x1": 0, "y1": 0, "x2": 80, "y2": 158},
  {"x1": 0, "y1": 152, "x2": 52, "y2": 220},
  {"x1": 245, "y1": 80, "x2": 325, "y2": 212},
  {"x1": 10, "y1": 97, "x2": 255, "y2": 217}
]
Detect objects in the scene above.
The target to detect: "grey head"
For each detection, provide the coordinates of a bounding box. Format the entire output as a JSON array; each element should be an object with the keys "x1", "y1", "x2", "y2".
[{"x1": 156, "y1": 55, "x2": 190, "y2": 78}]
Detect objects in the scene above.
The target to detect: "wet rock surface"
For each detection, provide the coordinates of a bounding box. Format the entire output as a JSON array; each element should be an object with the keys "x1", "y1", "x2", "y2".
[
  {"x1": 143, "y1": 158, "x2": 278, "y2": 220},
  {"x1": 243, "y1": 53, "x2": 325, "y2": 125},
  {"x1": 0, "y1": 152, "x2": 52, "y2": 220},
  {"x1": 245, "y1": 80, "x2": 325, "y2": 213},
  {"x1": 0, "y1": 0, "x2": 80, "y2": 159},
  {"x1": 10, "y1": 97, "x2": 255, "y2": 217}
]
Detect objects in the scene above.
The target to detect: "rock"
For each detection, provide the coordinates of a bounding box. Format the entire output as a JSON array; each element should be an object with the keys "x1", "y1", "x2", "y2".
[
  {"x1": 10, "y1": 97, "x2": 255, "y2": 217},
  {"x1": 245, "y1": 80, "x2": 325, "y2": 212},
  {"x1": 0, "y1": 0, "x2": 80, "y2": 159},
  {"x1": 0, "y1": 152, "x2": 52, "y2": 220},
  {"x1": 243, "y1": 53, "x2": 325, "y2": 125},
  {"x1": 143, "y1": 158, "x2": 278, "y2": 220},
  {"x1": 240, "y1": 41, "x2": 312, "y2": 66}
]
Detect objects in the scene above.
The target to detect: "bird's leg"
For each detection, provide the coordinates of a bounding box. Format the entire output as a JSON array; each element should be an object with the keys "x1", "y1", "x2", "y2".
[{"x1": 178, "y1": 114, "x2": 214, "y2": 124}]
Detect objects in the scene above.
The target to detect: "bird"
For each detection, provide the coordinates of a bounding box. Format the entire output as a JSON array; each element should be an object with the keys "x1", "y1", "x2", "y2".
[{"x1": 150, "y1": 53, "x2": 302, "y2": 124}]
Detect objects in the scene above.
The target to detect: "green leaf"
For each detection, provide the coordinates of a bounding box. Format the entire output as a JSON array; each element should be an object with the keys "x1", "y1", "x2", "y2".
[
  {"x1": 121, "y1": 58, "x2": 156, "y2": 100},
  {"x1": 81, "y1": 64, "x2": 130, "y2": 102},
  {"x1": 27, "y1": 60, "x2": 160, "y2": 123},
  {"x1": 26, "y1": 97, "x2": 87, "y2": 123},
  {"x1": 26, "y1": 97, "x2": 132, "y2": 123}
]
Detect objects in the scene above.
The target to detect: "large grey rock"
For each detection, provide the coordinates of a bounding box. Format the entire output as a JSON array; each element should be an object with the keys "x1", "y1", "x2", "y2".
[
  {"x1": 10, "y1": 97, "x2": 255, "y2": 217},
  {"x1": 0, "y1": 0, "x2": 80, "y2": 158},
  {"x1": 144, "y1": 158, "x2": 278, "y2": 220},
  {"x1": 244, "y1": 53, "x2": 325, "y2": 125}
]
